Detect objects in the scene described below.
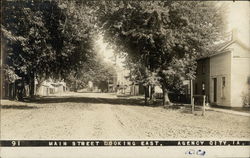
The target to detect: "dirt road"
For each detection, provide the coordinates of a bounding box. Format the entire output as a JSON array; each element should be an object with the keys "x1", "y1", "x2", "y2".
[{"x1": 1, "y1": 92, "x2": 250, "y2": 139}]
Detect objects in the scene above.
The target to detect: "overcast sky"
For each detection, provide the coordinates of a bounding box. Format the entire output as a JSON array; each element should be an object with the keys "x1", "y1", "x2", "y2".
[{"x1": 226, "y1": 1, "x2": 250, "y2": 46}]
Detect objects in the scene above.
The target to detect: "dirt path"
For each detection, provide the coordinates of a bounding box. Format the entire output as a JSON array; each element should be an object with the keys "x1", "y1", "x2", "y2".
[{"x1": 1, "y1": 92, "x2": 250, "y2": 139}]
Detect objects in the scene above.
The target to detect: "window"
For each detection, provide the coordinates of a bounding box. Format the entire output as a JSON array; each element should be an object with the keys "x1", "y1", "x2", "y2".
[
  {"x1": 202, "y1": 82, "x2": 205, "y2": 90},
  {"x1": 221, "y1": 77, "x2": 226, "y2": 98},
  {"x1": 222, "y1": 77, "x2": 226, "y2": 88},
  {"x1": 202, "y1": 82, "x2": 205, "y2": 95}
]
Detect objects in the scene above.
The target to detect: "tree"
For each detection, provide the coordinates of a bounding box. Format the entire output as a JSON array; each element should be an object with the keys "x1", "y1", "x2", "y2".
[
  {"x1": 98, "y1": 1, "x2": 227, "y2": 105},
  {"x1": 2, "y1": 0, "x2": 97, "y2": 99},
  {"x1": 2, "y1": 1, "x2": 55, "y2": 99},
  {"x1": 64, "y1": 51, "x2": 116, "y2": 92}
]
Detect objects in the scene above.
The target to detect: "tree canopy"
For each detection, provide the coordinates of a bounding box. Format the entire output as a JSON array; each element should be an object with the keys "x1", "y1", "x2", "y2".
[
  {"x1": 1, "y1": 0, "x2": 99, "y2": 98},
  {"x1": 2, "y1": 0, "x2": 227, "y2": 103},
  {"x1": 97, "y1": 1, "x2": 227, "y2": 104},
  {"x1": 65, "y1": 52, "x2": 116, "y2": 91}
]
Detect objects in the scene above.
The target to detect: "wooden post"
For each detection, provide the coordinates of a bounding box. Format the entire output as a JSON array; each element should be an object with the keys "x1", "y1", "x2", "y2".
[
  {"x1": 192, "y1": 97, "x2": 194, "y2": 114},
  {"x1": 190, "y1": 80, "x2": 193, "y2": 104},
  {"x1": 202, "y1": 95, "x2": 206, "y2": 116},
  {"x1": 190, "y1": 80, "x2": 194, "y2": 113}
]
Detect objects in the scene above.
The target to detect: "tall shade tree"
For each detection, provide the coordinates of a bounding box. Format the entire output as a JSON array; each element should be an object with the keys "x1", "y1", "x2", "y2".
[
  {"x1": 98, "y1": 1, "x2": 227, "y2": 105},
  {"x1": 2, "y1": 1, "x2": 56, "y2": 98},
  {"x1": 65, "y1": 53, "x2": 116, "y2": 92},
  {"x1": 1, "y1": 0, "x2": 97, "y2": 99}
]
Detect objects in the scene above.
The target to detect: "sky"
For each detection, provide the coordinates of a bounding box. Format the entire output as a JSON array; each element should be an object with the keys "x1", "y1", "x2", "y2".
[
  {"x1": 226, "y1": 1, "x2": 250, "y2": 46},
  {"x1": 95, "y1": 1, "x2": 250, "y2": 65},
  {"x1": 94, "y1": 34, "x2": 125, "y2": 67}
]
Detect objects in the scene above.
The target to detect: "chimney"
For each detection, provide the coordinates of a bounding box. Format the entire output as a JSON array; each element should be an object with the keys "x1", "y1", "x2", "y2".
[{"x1": 232, "y1": 28, "x2": 238, "y2": 41}]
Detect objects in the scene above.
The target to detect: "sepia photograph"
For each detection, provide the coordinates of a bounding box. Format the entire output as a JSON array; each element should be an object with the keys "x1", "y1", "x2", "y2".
[{"x1": 0, "y1": 0, "x2": 249, "y2": 157}]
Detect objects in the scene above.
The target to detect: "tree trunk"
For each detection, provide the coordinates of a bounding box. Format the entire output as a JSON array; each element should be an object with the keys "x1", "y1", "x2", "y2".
[
  {"x1": 14, "y1": 81, "x2": 18, "y2": 100},
  {"x1": 162, "y1": 84, "x2": 172, "y2": 107},
  {"x1": 149, "y1": 85, "x2": 156, "y2": 102},
  {"x1": 149, "y1": 85, "x2": 152, "y2": 100},
  {"x1": 17, "y1": 79, "x2": 25, "y2": 101},
  {"x1": 144, "y1": 86, "x2": 148, "y2": 106},
  {"x1": 36, "y1": 77, "x2": 44, "y2": 95},
  {"x1": 29, "y1": 72, "x2": 35, "y2": 98},
  {"x1": 74, "y1": 80, "x2": 77, "y2": 92},
  {"x1": 9, "y1": 83, "x2": 15, "y2": 100}
]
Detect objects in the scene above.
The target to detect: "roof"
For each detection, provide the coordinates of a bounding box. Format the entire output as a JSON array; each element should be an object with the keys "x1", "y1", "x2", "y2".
[{"x1": 197, "y1": 38, "x2": 250, "y2": 60}]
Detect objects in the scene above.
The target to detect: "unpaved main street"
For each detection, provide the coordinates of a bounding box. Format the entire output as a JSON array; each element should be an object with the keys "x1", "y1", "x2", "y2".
[{"x1": 1, "y1": 92, "x2": 250, "y2": 139}]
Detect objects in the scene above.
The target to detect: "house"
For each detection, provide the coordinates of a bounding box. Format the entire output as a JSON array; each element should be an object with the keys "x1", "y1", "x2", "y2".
[
  {"x1": 51, "y1": 81, "x2": 67, "y2": 94},
  {"x1": 37, "y1": 80, "x2": 67, "y2": 96},
  {"x1": 116, "y1": 67, "x2": 131, "y2": 95},
  {"x1": 37, "y1": 81, "x2": 54, "y2": 96},
  {"x1": 194, "y1": 30, "x2": 250, "y2": 107},
  {"x1": 116, "y1": 66, "x2": 144, "y2": 95}
]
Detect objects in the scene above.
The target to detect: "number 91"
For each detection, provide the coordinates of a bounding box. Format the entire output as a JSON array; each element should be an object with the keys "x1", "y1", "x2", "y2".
[{"x1": 11, "y1": 141, "x2": 20, "y2": 146}]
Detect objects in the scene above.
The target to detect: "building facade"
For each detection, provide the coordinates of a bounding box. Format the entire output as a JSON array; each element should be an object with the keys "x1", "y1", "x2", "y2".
[
  {"x1": 194, "y1": 31, "x2": 250, "y2": 107},
  {"x1": 37, "y1": 80, "x2": 67, "y2": 96}
]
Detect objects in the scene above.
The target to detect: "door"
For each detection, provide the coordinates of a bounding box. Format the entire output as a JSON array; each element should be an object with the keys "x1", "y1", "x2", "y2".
[{"x1": 213, "y1": 78, "x2": 217, "y2": 102}]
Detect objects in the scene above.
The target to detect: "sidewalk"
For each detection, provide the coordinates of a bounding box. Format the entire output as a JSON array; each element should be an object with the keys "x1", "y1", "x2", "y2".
[
  {"x1": 205, "y1": 106, "x2": 250, "y2": 117},
  {"x1": 181, "y1": 103, "x2": 250, "y2": 117}
]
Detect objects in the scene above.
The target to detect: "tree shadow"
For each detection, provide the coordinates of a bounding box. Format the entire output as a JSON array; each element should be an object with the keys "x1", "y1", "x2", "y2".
[
  {"x1": 180, "y1": 106, "x2": 205, "y2": 115},
  {"x1": 1, "y1": 105, "x2": 39, "y2": 110},
  {"x1": 180, "y1": 108, "x2": 193, "y2": 114},
  {"x1": 26, "y1": 96, "x2": 162, "y2": 107}
]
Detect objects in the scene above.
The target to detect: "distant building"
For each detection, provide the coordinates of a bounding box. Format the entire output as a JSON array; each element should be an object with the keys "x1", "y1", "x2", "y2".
[
  {"x1": 116, "y1": 66, "x2": 143, "y2": 96},
  {"x1": 116, "y1": 67, "x2": 130, "y2": 94},
  {"x1": 37, "y1": 80, "x2": 67, "y2": 96},
  {"x1": 194, "y1": 30, "x2": 250, "y2": 107}
]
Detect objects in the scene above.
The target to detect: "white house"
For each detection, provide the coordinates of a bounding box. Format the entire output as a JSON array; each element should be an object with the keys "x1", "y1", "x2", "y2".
[{"x1": 195, "y1": 30, "x2": 250, "y2": 107}]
